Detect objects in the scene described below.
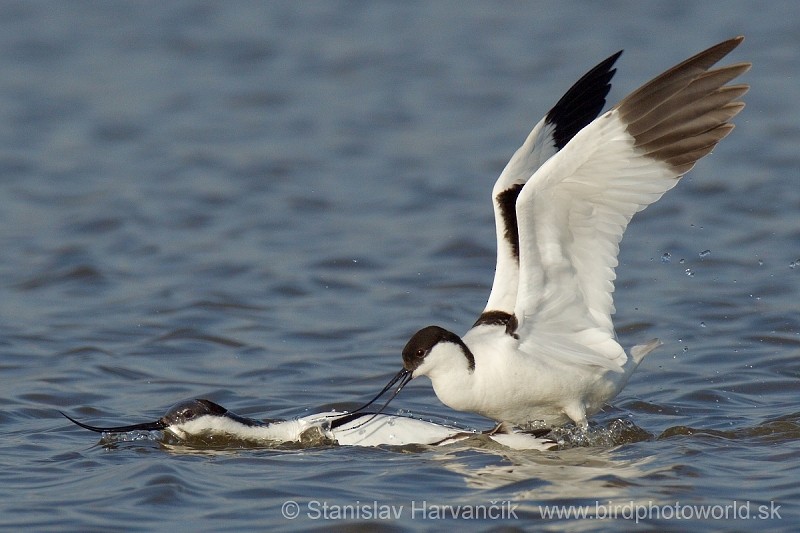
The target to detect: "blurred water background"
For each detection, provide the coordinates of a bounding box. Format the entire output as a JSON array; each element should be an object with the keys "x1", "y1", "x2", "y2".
[{"x1": 0, "y1": 1, "x2": 798, "y2": 531}]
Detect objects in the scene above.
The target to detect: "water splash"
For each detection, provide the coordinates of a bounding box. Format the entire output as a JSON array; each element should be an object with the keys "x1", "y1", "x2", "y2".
[
  {"x1": 99, "y1": 430, "x2": 161, "y2": 445},
  {"x1": 546, "y1": 419, "x2": 653, "y2": 449}
]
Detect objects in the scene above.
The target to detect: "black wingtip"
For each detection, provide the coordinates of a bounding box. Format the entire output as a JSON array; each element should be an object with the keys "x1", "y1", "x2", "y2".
[{"x1": 545, "y1": 49, "x2": 623, "y2": 149}]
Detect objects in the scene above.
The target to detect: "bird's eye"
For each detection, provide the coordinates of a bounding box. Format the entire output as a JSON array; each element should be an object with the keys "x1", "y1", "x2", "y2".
[
  {"x1": 416, "y1": 349, "x2": 425, "y2": 358},
  {"x1": 182, "y1": 409, "x2": 195, "y2": 420}
]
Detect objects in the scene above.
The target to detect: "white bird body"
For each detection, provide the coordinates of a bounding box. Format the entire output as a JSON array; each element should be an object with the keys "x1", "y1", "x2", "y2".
[
  {"x1": 164, "y1": 407, "x2": 467, "y2": 447},
  {"x1": 391, "y1": 37, "x2": 750, "y2": 428},
  {"x1": 420, "y1": 325, "x2": 660, "y2": 426},
  {"x1": 171, "y1": 409, "x2": 554, "y2": 449}
]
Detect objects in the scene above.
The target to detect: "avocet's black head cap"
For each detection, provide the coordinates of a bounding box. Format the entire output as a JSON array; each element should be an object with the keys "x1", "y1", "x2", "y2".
[
  {"x1": 162, "y1": 398, "x2": 228, "y2": 426},
  {"x1": 61, "y1": 398, "x2": 257, "y2": 434},
  {"x1": 162, "y1": 398, "x2": 264, "y2": 428},
  {"x1": 402, "y1": 325, "x2": 474, "y2": 371}
]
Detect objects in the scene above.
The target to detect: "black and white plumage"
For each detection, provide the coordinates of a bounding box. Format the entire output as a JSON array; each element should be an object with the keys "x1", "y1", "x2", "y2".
[
  {"x1": 371, "y1": 37, "x2": 750, "y2": 428},
  {"x1": 62, "y1": 399, "x2": 557, "y2": 450}
]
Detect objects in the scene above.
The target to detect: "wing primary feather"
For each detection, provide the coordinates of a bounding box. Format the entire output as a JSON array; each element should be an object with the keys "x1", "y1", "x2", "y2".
[
  {"x1": 617, "y1": 37, "x2": 750, "y2": 175},
  {"x1": 617, "y1": 36, "x2": 746, "y2": 125},
  {"x1": 546, "y1": 50, "x2": 622, "y2": 149}
]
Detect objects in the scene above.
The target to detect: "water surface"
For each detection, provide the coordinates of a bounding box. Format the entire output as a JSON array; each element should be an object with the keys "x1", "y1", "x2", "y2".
[{"x1": 1, "y1": 1, "x2": 798, "y2": 531}]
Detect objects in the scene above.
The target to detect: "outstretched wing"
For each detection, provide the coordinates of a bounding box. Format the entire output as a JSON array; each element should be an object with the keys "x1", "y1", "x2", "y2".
[
  {"x1": 477, "y1": 50, "x2": 622, "y2": 327},
  {"x1": 513, "y1": 37, "x2": 750, "y2": 365}
]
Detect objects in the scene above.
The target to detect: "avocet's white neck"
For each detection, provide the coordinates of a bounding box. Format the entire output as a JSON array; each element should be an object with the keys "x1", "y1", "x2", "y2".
[{"x1": 414, "y1": 341, "x2": 479, "y2": 414}]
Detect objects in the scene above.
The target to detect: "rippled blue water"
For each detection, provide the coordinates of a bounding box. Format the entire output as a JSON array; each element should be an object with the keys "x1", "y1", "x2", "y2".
[{"x1": 1, "y1": 1, "x2": 798, "y2": 531}]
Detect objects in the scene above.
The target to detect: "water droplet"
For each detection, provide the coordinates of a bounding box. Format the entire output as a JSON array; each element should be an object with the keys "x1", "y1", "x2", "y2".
[
  {"x1": 699, "y1": 322, "x2": 706, "y2": 328},
  {"x1": 679, "y1": 258, "x2": 685, "y2": 264},
  {"x1": 757, "y1": 259, "x2": 764, "y2": 266},
  {"x1": 661, "y1": 252, "x2": 671, "y2": 264},
  {"x1": 790, "y1": 259, "x2": 800, "y2": 269},
  {"x1": 685, "y1": 268, "x2": 694, "y2": 277},
  {"x1": 699, "y1": 249, "x2": 711, "y2": 258}
]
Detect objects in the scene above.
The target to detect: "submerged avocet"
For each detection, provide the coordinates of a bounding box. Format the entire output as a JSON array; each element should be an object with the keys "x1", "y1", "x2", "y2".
[{"x1": 62, "y1": 399, "x2": 557, "y2": 450}]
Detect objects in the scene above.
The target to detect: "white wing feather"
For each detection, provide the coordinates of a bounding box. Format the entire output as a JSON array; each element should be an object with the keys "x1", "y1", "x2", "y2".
[
  {"x1": 516, "y1": 113, "x2": 677, "y2": 333},
  {"x1": 512, "y1": 37, "x2": 750, "y2": 366},
  {"x1": 483, "y1": 117, "x2": 557, "y2": 313},
  {"x1": 483, "y1": 52, "x2": 621, "y2": 317}
]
